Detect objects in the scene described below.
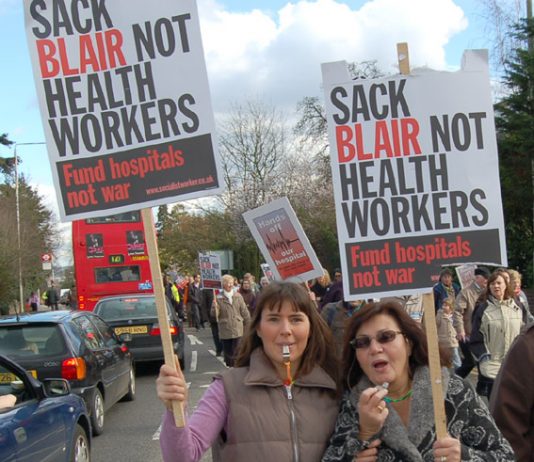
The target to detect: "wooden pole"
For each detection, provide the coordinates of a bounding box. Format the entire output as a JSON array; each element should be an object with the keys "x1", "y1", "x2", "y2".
[
  {"x1": 397, "y1": 42, "x2": 447, "y2": 439},
  {"x1": 422, "y1": 293, "x2": 448, "y2": 438},
  {"x1": 396, "y1": 42, "x2": 410, "y2": 76},
  {"x1": 141, "y1": 208, "x2": 185, "y2": 427}
]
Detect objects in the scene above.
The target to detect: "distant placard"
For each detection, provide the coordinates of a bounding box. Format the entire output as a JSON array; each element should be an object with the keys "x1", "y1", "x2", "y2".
[
  {"x1": 321, "y1": 51, "x2": 507, "y2": 300},
  {"x1": 243, "y1": 198, "x2": 323, "y2": 282},
  {"x1": 199, "y1": 253, "x2": 222, "y2": 289},
  {"x1": 24, "y1": 0, "x2": 223, "y2": 221}
]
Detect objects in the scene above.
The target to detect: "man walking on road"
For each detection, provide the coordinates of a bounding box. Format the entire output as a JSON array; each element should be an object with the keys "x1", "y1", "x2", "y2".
[{"x1": 45, "y1": 282, "x2": 59, "y2": 311}]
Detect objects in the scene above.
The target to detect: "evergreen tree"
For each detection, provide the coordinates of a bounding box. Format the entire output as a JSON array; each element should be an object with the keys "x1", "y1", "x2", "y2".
[{"x1": 495, "y1": 17, "x2": 534, "y2": 286}]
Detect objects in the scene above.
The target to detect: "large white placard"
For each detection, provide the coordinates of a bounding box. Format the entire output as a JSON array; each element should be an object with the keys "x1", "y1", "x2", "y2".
[
  {"x1": 322, "y1": 50, "x2": 507, "y2": 300},
  {"x1": 25, "y1": 0, "x2": 223, "y2": 221}
]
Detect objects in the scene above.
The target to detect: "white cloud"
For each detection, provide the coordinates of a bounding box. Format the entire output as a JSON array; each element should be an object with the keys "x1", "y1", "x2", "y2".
[{"x1": 198, "y1": 0, "x2": 468, "y2": 112}]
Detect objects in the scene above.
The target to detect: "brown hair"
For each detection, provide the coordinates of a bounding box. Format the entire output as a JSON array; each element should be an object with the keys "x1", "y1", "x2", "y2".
[
  {"x1": 477, "y1": 271, "x2": 515, "y2": 303},
  {"x1": 234, "y1": 282, "x2": 339, "y2": 387},
  {"x1": 342, "y1": 300, "x2": 448, "y2": 390}
]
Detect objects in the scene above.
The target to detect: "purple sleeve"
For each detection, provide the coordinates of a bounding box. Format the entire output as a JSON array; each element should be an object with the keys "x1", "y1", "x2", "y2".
[{"x1": 160, "y1": 378, "x2": 228, "y2": 462}]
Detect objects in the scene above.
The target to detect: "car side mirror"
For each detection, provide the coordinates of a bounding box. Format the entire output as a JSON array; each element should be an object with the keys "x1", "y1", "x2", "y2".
[
  {"x1": 119, "y1": 333, "x2": 132, "y2": 343},
  {"x1": 42, "y1": 379, "x2": 71, "y2": 397}
]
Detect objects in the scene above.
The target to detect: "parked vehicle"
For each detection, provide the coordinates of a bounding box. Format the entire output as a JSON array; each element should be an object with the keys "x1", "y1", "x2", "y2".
[
  {"x1": 94, "y1": 294, "x2": 185, "y2": 369},
  {"x1": 0, "y1": 310, "x2": 135, "y2": 436},
  {"x1": 0, "y1": 354, "x2": 91, "y2": 462}
]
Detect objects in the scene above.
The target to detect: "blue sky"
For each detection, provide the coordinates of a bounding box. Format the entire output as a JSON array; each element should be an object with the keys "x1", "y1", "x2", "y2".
[{"x1": 0, "y1": 0, "x2": 500, "y2": 232}]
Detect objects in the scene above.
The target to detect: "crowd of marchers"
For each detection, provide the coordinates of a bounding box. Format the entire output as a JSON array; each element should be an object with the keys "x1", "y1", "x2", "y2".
[{"x1": 156, "y1": 265, "x2": 533, "y2": 462}]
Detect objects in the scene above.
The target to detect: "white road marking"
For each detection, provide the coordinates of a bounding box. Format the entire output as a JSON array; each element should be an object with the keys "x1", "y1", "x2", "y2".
[
  {"x1": 207, "y1": 349, "x2": 228, "y2": 367},
  {"x1": 188, "y1": 334, "x2": 203, "y2": 345},
  {"x1": 199, "y1": 384, "x2": 210, "y2": 388},
  {"x1": 190, "y1": 350, "x2": 198, "y2": 372}
]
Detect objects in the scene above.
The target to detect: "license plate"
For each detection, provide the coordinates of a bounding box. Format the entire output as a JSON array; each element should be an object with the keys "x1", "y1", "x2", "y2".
[
  {"x1": 0, "y1": 370, "x2": 37, "y2": 383},
  {"x1": 114, "y1": 326, "x2": 148, "y2": 335}
]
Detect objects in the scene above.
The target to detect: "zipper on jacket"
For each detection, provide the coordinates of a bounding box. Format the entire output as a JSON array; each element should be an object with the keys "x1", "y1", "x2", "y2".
[{"x1": 285, "y1": 384, "x2": 300, "y2": 462}]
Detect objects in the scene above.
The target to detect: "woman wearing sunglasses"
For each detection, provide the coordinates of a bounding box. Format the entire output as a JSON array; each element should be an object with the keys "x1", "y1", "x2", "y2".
[{"x1": 322, "y1": 300, "x2": 514, "y2": 462}]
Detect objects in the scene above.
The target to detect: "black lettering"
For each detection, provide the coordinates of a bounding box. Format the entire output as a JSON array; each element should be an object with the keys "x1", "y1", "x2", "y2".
[
  {"x1": 468, "y1": 112, "x2": 486, "y2": 149},
  {"x1": 389, "y1": 79, "x2": 410, "y2": 117},
  {"x1": 331, "y1": 87, "x2": 349, "y2": 124},
  {"x1": 80, "y1": 114, "x2": 102, "y2": 151},
  {"x1": 71, "y1": 0, "x2": 91, "y2": 33},
  {"x1": 65, "y1": 76, "x2": 86, "y2": 115},
  {"x1": 351, "y1": 85, "x2": 370, "y2": 122},
  {"x1": 120, "y1": 106, "x2": 144, "y2": 145},
  {"x1": 43, "y1": 78, "x2": 68, "y2": 117},
  {"x1": 451, "y1": 113, "x2": 471, "y2": 151},
  {"x1": 471, "y1": 189, "x2": 489, "y2": 225},
  {"x1": 432, "y1": 192, "x2": 449, "y2": 230},
  {"x1": 370, "y1": 198, "x2": 389, "y2": 236},
  {"x1": 171, "y1": 14, "x2": 191, "y2": 52},
  {"x1": 134, "y1": 62, "x2": 156, "y2": 102},
  {"x1": 178, "y1": 93, "x2": 199, "y2": 133},
  {"x1": 369, "y1": 83, "x2": 388, "y2": 119},
  {"x1": 49, "y1": 117, "x2": 80, "y2": 156},
  {"x1": 430, "y1": 114, "x2": 451, "y2": 152},
  {"x1": 53, "y1": 0, "x2": 74, "y2": 36},
  {"x1": 449, "y1": 190, "x2": 469, "y2": 227},
  {"x1": 30, "y1": 0, "x2": 51, "y2": 38},
  {"x1": 411, "y1": 194, "x2": 432, "y2": 231},
  {"x1": 428, "y1": 153, "x2": 448, "y2": 191},
  {"x1": 342, "y1": 201, "x2": 369, "y2": 238},
  {"x1": 339, "y1": 163, "x2": 359, "y2": 201},
  {"x1": 390, "y1": 196, "x2": 411, "y2": 233}
]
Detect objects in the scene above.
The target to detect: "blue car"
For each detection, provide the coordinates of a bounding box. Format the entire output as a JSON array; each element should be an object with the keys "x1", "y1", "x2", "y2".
[{"x1": 0, "y1": 354, "x2": 91, "y2": 462}]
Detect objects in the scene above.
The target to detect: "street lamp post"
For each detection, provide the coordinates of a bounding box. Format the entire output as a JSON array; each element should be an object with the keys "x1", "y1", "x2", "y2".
[{"x1": 13, "y1": 142, "x2": 46, "y2": 313}]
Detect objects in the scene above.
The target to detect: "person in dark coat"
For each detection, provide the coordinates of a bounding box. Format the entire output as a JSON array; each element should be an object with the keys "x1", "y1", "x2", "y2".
[
  {"x1": 188, "y1": 274, "x2": 202, "y2": 330},
  {"x1": 202, "y1": 288, "x2": 222, "y2": 356},
  {"x1": 490, "y1": 322, "x2": 534, "y2": 462},
  {"x1": 433, "y1": 268, "x2": 460, "y2": 312},
  {"x1": 46, "y1": 283, "x2": 59, "y2": 311}
]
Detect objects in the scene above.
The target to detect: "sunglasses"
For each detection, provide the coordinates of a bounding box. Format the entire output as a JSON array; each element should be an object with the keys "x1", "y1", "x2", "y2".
[{"x1": 350, "y1": 330, "x2": 404, "y2": 349}]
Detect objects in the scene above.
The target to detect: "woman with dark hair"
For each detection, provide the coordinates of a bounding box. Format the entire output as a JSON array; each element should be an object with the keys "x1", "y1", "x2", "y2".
[
  {"x1": 470, "y1": 270, "x2": 524, "y2": 399},
  {"x1": 322, "y1": 301, "x2": 514, "y2": 462},
  {"x1": 157, "y1": 282, "x2": 340, "y2": 462}
]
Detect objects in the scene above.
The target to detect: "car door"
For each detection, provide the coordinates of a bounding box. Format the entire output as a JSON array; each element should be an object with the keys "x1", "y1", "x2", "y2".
[
  {"x1": 72, "y1": 314, "x2": 119, "y2": 408},
  {"x1": 0, "y1": 361, "x2": 65, "y2": 462},
  {"x1": 88, "y1": 315, "x2": 131, "y2": 404}
]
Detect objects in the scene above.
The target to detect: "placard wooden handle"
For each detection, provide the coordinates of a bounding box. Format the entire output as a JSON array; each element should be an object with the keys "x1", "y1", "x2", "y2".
[{"x1": 141, "y1": 208, "x2": 185, "y2": 427}]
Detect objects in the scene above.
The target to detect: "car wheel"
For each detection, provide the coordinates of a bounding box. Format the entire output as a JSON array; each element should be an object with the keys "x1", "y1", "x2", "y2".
[
  {"x1": 122, "y1": 366, "x2": 136, "y2": 402},
  {"x1": 70, "y1": 424, "x2": 90, "y2": 462},
  {"x1": 90, "y1": 388, "x2": 105, "y2": 436}
]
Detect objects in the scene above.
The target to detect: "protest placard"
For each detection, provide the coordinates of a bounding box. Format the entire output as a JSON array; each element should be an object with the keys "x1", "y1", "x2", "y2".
[
  {"x1": 454, "y1": 263, "x2": 477, "y2": 289},
  {"x1": 243, "y1": 198, "x2": 323, "y2": 282},
  {"x1": 199, "y1": 253, "x2": 222, "y2": 289},
  {"x1": 321, "y1": 50, "x2": 507, "y2": 301},
  {"x1": 24, "y1": 0, "x2": 223, "y2": 221},
  {"x1": 260, "y1": 263, "x2": 275, "y2": 282}
]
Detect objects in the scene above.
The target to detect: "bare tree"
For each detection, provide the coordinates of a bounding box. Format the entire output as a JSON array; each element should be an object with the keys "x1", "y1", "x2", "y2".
[
  {"x1": 480, "y1": 0, "x2": 529, "y2": 70},
  {"x1": 218, "y1": 100, "x2": 288, "y2": 214}
]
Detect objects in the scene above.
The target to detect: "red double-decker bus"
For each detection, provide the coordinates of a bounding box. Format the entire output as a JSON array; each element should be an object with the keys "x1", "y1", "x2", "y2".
[{"x1": 72, "y1": 211, "x2": 153, "y2": 311}]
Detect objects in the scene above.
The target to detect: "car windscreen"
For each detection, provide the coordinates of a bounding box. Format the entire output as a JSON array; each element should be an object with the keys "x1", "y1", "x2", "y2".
[
  {"x1": 95, "y1": 297, "x2": 162, "y2": 321},
  {"x1": 0, "y1": 325, "x2": 67, "y2": 359}
]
